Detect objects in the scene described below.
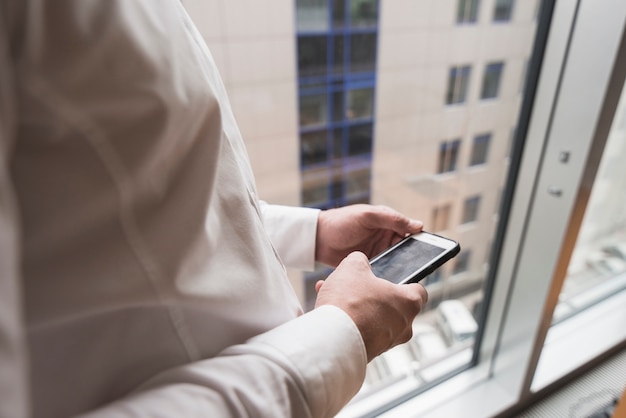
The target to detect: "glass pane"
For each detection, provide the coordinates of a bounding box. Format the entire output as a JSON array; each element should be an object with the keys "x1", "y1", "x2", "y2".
[
  {"x1": 299, "y1": 93, "x2": 328, "y2": 127},
  {"x1": 553, "y1": 81, "x2": 626, "y2": 324},
  {"x1": 298, "y1": 36, "x2": 328, "y2": 77},
  {"x1": 347, "y1": 87, "x2": 374, "y2": 119},
  {"x1": 301, "y1": 130, "x2": 328, "y2": 167},
  {"x1": 296, "y1": 0, "x2": 329, "y2": 31},
  {"x1": 446, "y1": 65, "x2": 471, "y2": 104},
  {"x1": 481, "y1": 62, "x2": 504, "y2": 99},
  {"x1": 302, "y1": 168, "x2": 330, "y2": 207},
  {"x1": 332, "y1": 0, "x2": 346, "y2": 29},
  {"x1": 457, "y1": 0, "x2": 480, "y2": 24},
  {"x1": 350, "y1": 33, "x2": 377, "y2": 73},
  {"x1": 350, "y1": 0, "x2": 377, "y2": 28},
  {"x1": 470, "y1": 133, "x2": 491, "y2": 166},
  {"x1": 347, "y1": 123, "x2": 373, "y2": 156},
  {"x1": 345, "y1": 167, "x2": 371, "y2": 198},
  {"x1": 333, "y1": 35, "x2": 345, "y2": 75},
  {"x1": 494, "y1": 0, "x2": 515, "y2": 22}
]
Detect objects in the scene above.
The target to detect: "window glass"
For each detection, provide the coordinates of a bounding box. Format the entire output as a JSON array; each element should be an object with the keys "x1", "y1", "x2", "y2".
[
  {"x1": 332, "y1": 90, "x2": 344, "y2": 122},
  {"x1": 299, "y1": 93, "x2": 328, "y2": 126},
  {"x1": 493, "y1": 0, "x2": 515, "y2": 22},
  {"x1": 332, "y1": 0, "x2": 346, "y2": 29},
  {"x1": 333, "y1": 35, "x2": 345, "y2": 75},
  {"x1": 347, "y1": 87, "x2": 374, "y2": 119},
  {"x1": 481, "y1": 62, "x2": 504, "y2": 100},
  {"x1": 432, "y1": 204, "x2": 452, "y2": 232},
  {"x1": 470, "y1": 133, "x2": 491, "y2": 166},
  {"x1": 350, "y1": 0, "x2": 377, "y2": 28},
  {"x1": 446, "y1": 65, "x2": 471, "y2": 105},
  {"x1": 350, "y1": 33, "x2": 377, "y2": 73},
  {"x1": 462, "y1": 195, "x2": 481, "y2": 224},
  {"x1": 345, "y1": 167, "x2": 371, "y2": 198},
  {"x1": 453, "y1": 250, "x2": 471, "y2": 274},
  {"x1": 553, "y1": 80, "x2": 626, "y2": 324},
  {"x1": 301, "y1": 130, "x2": 328, "y2": 167},
  {"x1": 296, "y1": 0, "x2": 329, "y2": 31},
  {"x1": 298, "y1": 36, "x2": 328, "y2": 77},
  {"x1": 347, "y1": 123, "x2": 373, "y2": 156},
  {"x1": 438, "y1": 139, "x2": 461, "y2": 173},
  {"x1": 457, "y1": 0, "x2": 480, "y2": 24},
  {"x1": 288, "y1": 0, "x2": 540, "y2": 412},
  {"x1": 302, "y1": 169, "x2": 330, "y2": 207}
]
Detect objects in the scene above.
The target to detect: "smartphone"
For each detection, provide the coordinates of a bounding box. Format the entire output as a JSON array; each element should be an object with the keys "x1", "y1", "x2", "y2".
[{"x1": 369, "y1": 232, "x2": 460, "y2": 284}]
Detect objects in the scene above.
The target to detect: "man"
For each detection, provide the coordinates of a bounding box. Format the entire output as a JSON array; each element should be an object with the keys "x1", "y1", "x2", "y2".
[{"x1": 0, "y1": 1, "x2": 428, "y2": 417}]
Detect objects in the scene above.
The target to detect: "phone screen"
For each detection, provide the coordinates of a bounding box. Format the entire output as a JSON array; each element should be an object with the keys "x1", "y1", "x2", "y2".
[{"x1": 370, "y1": 238, "x2": 446, "y2": 284}]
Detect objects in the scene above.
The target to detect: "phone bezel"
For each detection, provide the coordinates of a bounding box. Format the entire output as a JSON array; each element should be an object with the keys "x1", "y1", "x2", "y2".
[{"x1": 369, "y1": 231, "x2": 461, "y2": 284}]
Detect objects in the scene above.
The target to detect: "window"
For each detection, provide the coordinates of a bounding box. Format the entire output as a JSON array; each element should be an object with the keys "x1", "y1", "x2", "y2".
[
  {"x1": 457, "y1": 0, "x2": 480, "y2": 24},
  {"x1": 350, "y1": 0, "x2": 377, "y2": 28},
  {"x1": 297, "y1": 36, "x2": 327, "y2": 77},
  {"x1": 469, "y1": 133, "x2": 491, "y2": 166},
  {"x1": 481, "y1": 62, "x2": 504, "y2": 100},
  {"x1": 193, "y1": 0, "x2": 626, "y2": 416},
  {"x1": 347, "y1": 123, "x2": 373, "y2": 156},
  {"x1": 300, "y1": 130, "x2": 328, "y2": 167},
  {"x1": 462, "y1": 195, "x2": 481, "y2": 224},
  {"x1": 437, "y1": 139, "x2": 461, "y2": 174},
  {"x1": 299, "y1": 93, "x2": 327, "y2": 126},
  {"x1": 432, "y1": 204, "x2": 452, "y2": 232},
  {"x1": 296, "y1": 0, "x2": 328, "y2": 31},
  {"x1": 446, "y1": 65, "x2": 471, "y2": 104},
  {"x1": 493, "y1": 0, "x2": 515, "y2": 22},
  {"x1": 346, "y1": 88, "x2": 374, "y2": 120},
  {"x1": 350, "y1": 33, "x2": 377, "y2": 73},
  {"x1": 453, "y1": 250, "x2": 471, "y2": 275}
]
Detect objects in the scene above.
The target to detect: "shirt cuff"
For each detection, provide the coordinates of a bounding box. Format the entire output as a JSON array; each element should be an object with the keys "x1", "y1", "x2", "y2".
[
  {"x1": 246, "y1": 305, "x2": 367, "y2": 417},
  {"x1": 260, "y1": 203, "x2": 320, "y2": 271}
]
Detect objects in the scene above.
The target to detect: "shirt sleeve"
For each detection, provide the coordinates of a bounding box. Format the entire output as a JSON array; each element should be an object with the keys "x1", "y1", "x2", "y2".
[
  {"x1": 79, "y1": 305, "x2": 367, "y2": 418},
  {"x1": 260, "y1": 202, "x2": 321, "y2": 271},
  {"x1": 0, "y1": 5, "x2": 30, "y2": 417}
]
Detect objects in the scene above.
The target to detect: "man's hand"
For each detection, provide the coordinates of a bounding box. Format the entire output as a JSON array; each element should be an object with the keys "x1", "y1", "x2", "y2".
[
  {"x1": 315, "y1": 252, "x2": 428, "y2": 362},
  {"x1": 315, "y1": 204, "x2": 423, "y2": 268}
]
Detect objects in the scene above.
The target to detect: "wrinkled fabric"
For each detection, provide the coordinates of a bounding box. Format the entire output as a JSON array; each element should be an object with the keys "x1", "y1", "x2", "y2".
[{"x1": 0, "y1": 1, "x2": 367, "y2": 417}]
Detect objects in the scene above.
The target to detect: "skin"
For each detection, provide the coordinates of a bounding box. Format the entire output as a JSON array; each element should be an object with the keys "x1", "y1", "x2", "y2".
[{"x1": 313, "y1": 204, "x2": 429, "y2": 362}]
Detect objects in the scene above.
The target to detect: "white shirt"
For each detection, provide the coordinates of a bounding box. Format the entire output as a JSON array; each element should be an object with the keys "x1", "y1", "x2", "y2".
[{"x1": 0, "y1": 1, "x2": 367, "y2": 417}]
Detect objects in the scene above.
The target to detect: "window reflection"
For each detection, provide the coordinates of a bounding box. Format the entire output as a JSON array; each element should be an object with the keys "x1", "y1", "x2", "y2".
[{"x1": 554, "y1": 81, "x2": 626, "y2": 324}]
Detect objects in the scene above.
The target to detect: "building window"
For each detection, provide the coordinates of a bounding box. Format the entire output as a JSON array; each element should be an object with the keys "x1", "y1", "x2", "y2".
[
  {"x1": 347, "y1": 123, "x2": 373, "y2": 156},
  {"x1": 432, "y1": 204, "x2": 452, "y2": 232},
  {"x1": 493, "y1": 0, "x2": 515, "y2": 22},
  {"x1": 347, "y1": 88, "x2": 375, "y2": 120},
  {"x1": 438, "y1": 139, "x2": 461, "y2": 174},
  {"x1": 301, "y1": 130, "x2": 328, "y2": 167},
  {"x1": 446, "y1": 65, "x2": 471, "y2": 105},
  {"x1": 457, "y1": 0, "x2": 480, "y2": 24},
  {"x1": 481, "y1": 62, "x2": 504, "y2": 100},
  {"x1": 462, "y1": 195, "x2": 481, "y2": 224},
  {"x1": 299, "y1": 93, "x2": 328, "y2": 126},
  {"x1": 297, "y1": 35, "x2": 328, "y2": 77},
  {"x1": 350, "y1": 0, "x2": 378, "y2": 28},
  {"x1": 350, "y1": 33, "x2": 377, "y2": 73},
  {"x1": 453, "y1": 250, "x2": 471, "y2": 274},
  {"x1": 296, "y1": 0, "x2": 329, "y2": 31},
  {"x1": 470, "y1": 133, "x2": 491, "y2": 166}
]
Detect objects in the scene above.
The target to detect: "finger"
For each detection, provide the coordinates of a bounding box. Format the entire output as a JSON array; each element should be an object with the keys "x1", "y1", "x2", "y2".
[
  {"x1": 315, "y1": 280, "x2": 324, "y2": 293},
  {"x1": 367, "y1": 206, "x2": 423, "y2": 236},
  {"x1": 404, "y1": 282, "x2": 429, "y2": 311}
]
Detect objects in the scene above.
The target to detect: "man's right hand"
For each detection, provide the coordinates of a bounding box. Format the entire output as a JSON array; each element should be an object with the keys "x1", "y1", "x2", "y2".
[{"x1": 314, "y1": 251, "x2": 428, "y2": 363}]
